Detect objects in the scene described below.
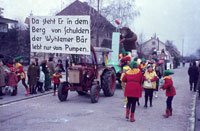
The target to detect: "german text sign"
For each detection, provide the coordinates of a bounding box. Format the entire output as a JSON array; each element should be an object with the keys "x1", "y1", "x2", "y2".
[{"x1": 30, "y1": 16, "x2": 91, "y2": 55}]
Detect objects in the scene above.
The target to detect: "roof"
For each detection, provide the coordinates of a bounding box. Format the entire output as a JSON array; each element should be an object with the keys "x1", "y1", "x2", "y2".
[
  {"x1": 0, "y1": 17, "x2": 18, "y2": 24},
  {"x1": 141, "y1": 37, "x2": 166, "y2": 46},
  {"x1": 56, "y1": 0, "x2": 116, "y2": 30}
]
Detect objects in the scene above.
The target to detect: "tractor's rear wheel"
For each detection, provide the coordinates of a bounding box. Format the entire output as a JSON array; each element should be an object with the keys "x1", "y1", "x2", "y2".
[
  {"x1": 90, "y1": 85, "x2": 100, "y2": 103},
  {"x1": 101, "y1": 70, "x2": 116, "y2": 96},
  {"x1": 58, "y1": 82, "x2": 69, "y2": 101}
]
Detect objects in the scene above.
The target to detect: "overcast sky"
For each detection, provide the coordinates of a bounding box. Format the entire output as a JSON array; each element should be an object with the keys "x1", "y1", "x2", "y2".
[{"x1": 1, "y1": 0, "x2": 200, "y2": 56}]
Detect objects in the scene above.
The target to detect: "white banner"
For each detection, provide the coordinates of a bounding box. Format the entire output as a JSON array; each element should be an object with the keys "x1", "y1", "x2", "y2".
[{"x1": 30, "y1": 16, "x2": 91, "y2": 55}]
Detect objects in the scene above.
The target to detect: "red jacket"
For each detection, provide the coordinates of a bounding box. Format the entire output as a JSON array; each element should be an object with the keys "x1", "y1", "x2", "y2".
[
  {"x1": 161, "y1": 76, "x2": 176, "y2": 97},
  {"x1": 7, "y1": 72, "x2": 18, "y2": 87},
  {"x1": 52, "y1": 73, "x2": 62, "y2": 84},
  {"x1": 122, "y1": 68, "x2": 143, "y2": 98}
]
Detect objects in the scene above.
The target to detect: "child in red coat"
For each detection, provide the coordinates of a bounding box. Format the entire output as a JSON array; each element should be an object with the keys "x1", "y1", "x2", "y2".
[
  {"x1": 122, "y1": 61, "x2": 143, "y2": 122},
  {"x1": 161, "y1": 70, "x2": 176, "y2": 118},
  {"x1": 52, "y1": 69, "x2": 62, "y2": 96},
  {"x1": 7, "y1": 67, "x2": 18, "y2": 96}
]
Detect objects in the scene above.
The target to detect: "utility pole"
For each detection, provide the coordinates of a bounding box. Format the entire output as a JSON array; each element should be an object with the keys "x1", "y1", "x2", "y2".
[
  {"x1": 182, "y1": 39, "x2": 184, "y2": 60},
  {"x1": 96, "y1": 0, "x2": 100, "y2": 47}
]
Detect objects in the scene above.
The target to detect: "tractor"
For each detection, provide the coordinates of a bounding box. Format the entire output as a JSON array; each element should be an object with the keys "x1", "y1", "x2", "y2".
[{"x1": 58, "y1": 46, "x2": 116, "y2": 103}]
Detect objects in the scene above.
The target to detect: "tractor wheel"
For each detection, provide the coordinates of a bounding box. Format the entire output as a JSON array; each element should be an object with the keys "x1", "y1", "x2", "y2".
[
  {"x1": 11, "y1": 87, "x2": 17, "y2": 96},
  {"x1": 77, "y1": 91, "x2": 87, "y2": 95},
  {"x1": 90, "y1": 85, "x2": 100, "y2": 103},
  {"x1": 101, "y1": 70, "x2": 116, "y2": 96},
  {"x1": 58, "y1": 82, "x2": 69, "y2": 101}
]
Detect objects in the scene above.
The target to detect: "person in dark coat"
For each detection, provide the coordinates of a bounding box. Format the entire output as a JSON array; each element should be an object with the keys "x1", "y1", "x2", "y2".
[
  {"x1": 155, "y1": 66, "x2": 162, "y2": 98},
  {"x1": 27, "y1": 60, "x2": 39, "y2": 94},
  {"x1": 41, "y1": 60, "x2": 51, "y2": 91},
  {"x1": 188, "y1": 61, "x2": 199, "y2": 92},
  {"x1": 122, "y1": 61, "x2": 143, "y2": 122},
  {"x1": 197, "y1": 61, "x2": 200, "y2": 99}
]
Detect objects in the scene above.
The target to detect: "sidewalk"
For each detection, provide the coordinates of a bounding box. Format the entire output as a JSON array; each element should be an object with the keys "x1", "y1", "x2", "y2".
[{"x1": 0, "y1": 70, "x2": 66, "y2": 106}]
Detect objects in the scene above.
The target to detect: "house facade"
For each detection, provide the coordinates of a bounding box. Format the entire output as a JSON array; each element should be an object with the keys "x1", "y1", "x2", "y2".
[{"x1": 138, "y1": 37, "x2": 166, "y2": 56}]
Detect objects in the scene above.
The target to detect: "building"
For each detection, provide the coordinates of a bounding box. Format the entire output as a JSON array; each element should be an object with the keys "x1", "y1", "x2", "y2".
[
  {"x1": 57, "y1": 0, "x2": 116, "y2": 48},
  {"x1": 138, "y1": 36, "x2": 181, "y2": 69},
  {"x1": 138, "y1": 36, "x2": 166, "y2": 57}
]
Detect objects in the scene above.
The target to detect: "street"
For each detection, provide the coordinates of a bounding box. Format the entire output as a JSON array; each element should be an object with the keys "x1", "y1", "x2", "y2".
[{"x1": 0, "y1": 64, "x2": 196, "y2": 131}]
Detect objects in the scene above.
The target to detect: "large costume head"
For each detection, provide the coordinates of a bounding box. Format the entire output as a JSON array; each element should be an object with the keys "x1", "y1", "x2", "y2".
[{"x1": 120, "y1": 27, "x2": 137, "y2": 52}]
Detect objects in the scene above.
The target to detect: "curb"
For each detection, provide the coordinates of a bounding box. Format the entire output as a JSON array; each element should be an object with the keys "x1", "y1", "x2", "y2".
[
  {"x1": 188, "y1": 92, "x2": 197, "y2": 131},
  {"x1": 0, "y1": 91, "x2": 54, "y2": 107}
]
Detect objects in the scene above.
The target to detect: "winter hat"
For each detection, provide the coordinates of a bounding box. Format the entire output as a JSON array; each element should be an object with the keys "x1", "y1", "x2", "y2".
[
  {"x1": 122, "y1": 48, "x2": 128, "y2": 55},
  {"x1": 129, "y1": 61, "x2": 138, "y2": 69},
  {"x1": 163, "y1": 70, "x2": 174, "y2": 76},
  {"x1": 142, "y1": 58, "x2": 146, "y2": 62},
  {"x1": 134, "y1": 57, "x2": 138, "y2": 62},
  {"x1": 14, "y1": 56, "x2": 24, "y2": 62}
]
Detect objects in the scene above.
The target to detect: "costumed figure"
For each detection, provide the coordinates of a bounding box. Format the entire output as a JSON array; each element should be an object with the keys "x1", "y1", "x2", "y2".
[
  {"x1": 138, "y1": 58, "x2": 147, "y2": 74},
  {"x1": 143, "y1": 64, "x2": 158, "y2": 108},
  {"x1": 122, "y1": 61, "x2": 143, "y2": 122},
  {"x1": 52, "y1": 68, "x2": 62, "y2": 96},
  {"x1": 119, "y1": 48, "x2": 131, "y2": 73},
  {"x1": 161, "y1": 70, "x2": 176, "y2": 118},
  {"x1": 120, "y1": 27, "x2": 137, "y2": 52},
  {"x1": 120, "y1": 66, "x2": 130, "y2": 108},
  {"x1": 7, "y1": 56, "x2": 30, "y2": 95},
  {"x1": 5, "y1": 67, "x2": 18, "y2": 96}
]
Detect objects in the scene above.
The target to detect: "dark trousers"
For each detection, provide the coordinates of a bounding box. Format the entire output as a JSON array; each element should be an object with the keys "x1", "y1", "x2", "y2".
[
  {"x1": 189, "y1": 81, "x2": 197, "y2": 92},
  {"x1": 166, "y1": 96, "x2": 174, "y2": 109},
  {"x1": 127, "y1": 97, "x2": 138, "y2": 113},
  {"x1": 144, "y1": 88, "x2": 154, "y2": 106},
  {"x1": 21, "y1": 78, "x2": 28, "y2": 89},
  {"x1": 36, "y1": 81, "x2": 43, "y2": 92},
  {"x1": 54, "y1": 83, "x2": 59, "y2": 91}
]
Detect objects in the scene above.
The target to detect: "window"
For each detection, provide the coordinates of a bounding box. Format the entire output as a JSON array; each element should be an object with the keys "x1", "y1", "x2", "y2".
[{"x1": 152, "y1": 41, "x2": 156, "y2": 45}]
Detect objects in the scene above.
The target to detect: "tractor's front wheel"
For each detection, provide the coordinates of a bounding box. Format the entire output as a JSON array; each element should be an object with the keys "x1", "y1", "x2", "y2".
[
  {"x1": 58, "y1": 82, "x2": 69, "y2": 101},
  {"x1": 90, "y1": 85, "x2": 100, "y2": 103},
  {"x1": 101, "y1": 70, "x2": 116, "y2": 96}
]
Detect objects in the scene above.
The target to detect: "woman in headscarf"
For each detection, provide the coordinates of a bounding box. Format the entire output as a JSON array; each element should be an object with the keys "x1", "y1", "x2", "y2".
[{"x1": 122, "y1": 61, "x2": 143, "y2": 122}]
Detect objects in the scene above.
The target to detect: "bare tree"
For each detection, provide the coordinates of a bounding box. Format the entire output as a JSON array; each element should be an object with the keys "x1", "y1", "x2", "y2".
[
  {"x1": 85, "y1": 0, "x2": 139, "y2": 26},
  {"x1": 100, "y1": 0, "x2": 140, "y2": 26}
]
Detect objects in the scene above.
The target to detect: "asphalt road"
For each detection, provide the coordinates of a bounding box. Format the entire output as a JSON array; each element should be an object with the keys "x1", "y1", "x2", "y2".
[{"x1": 0, "y1": 64, "x2": 196, "y2": 131}]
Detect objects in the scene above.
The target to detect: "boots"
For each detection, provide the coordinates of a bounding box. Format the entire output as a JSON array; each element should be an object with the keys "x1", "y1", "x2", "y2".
[
  {"x1": 163, "y1": 109, "x2": 170, "y2": 118},
  {"x1": 26, "y1": 88, "x2": 30, "y2": 95},
  {"x1": 126, "y1": 108, "x2": 130, "y2": 119},
  {"x1": 130, "y1": 113, "x2": 135, "y2": 122},
  {"x1": 169, "y1": 108, "x2": 173, "y2": 116},
  {"x1": 144, "y1": 97, "x2": 148, "y2": 108},
  {"x1": 53, "y1": 90, "x2": 56, "y2": 96}
]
